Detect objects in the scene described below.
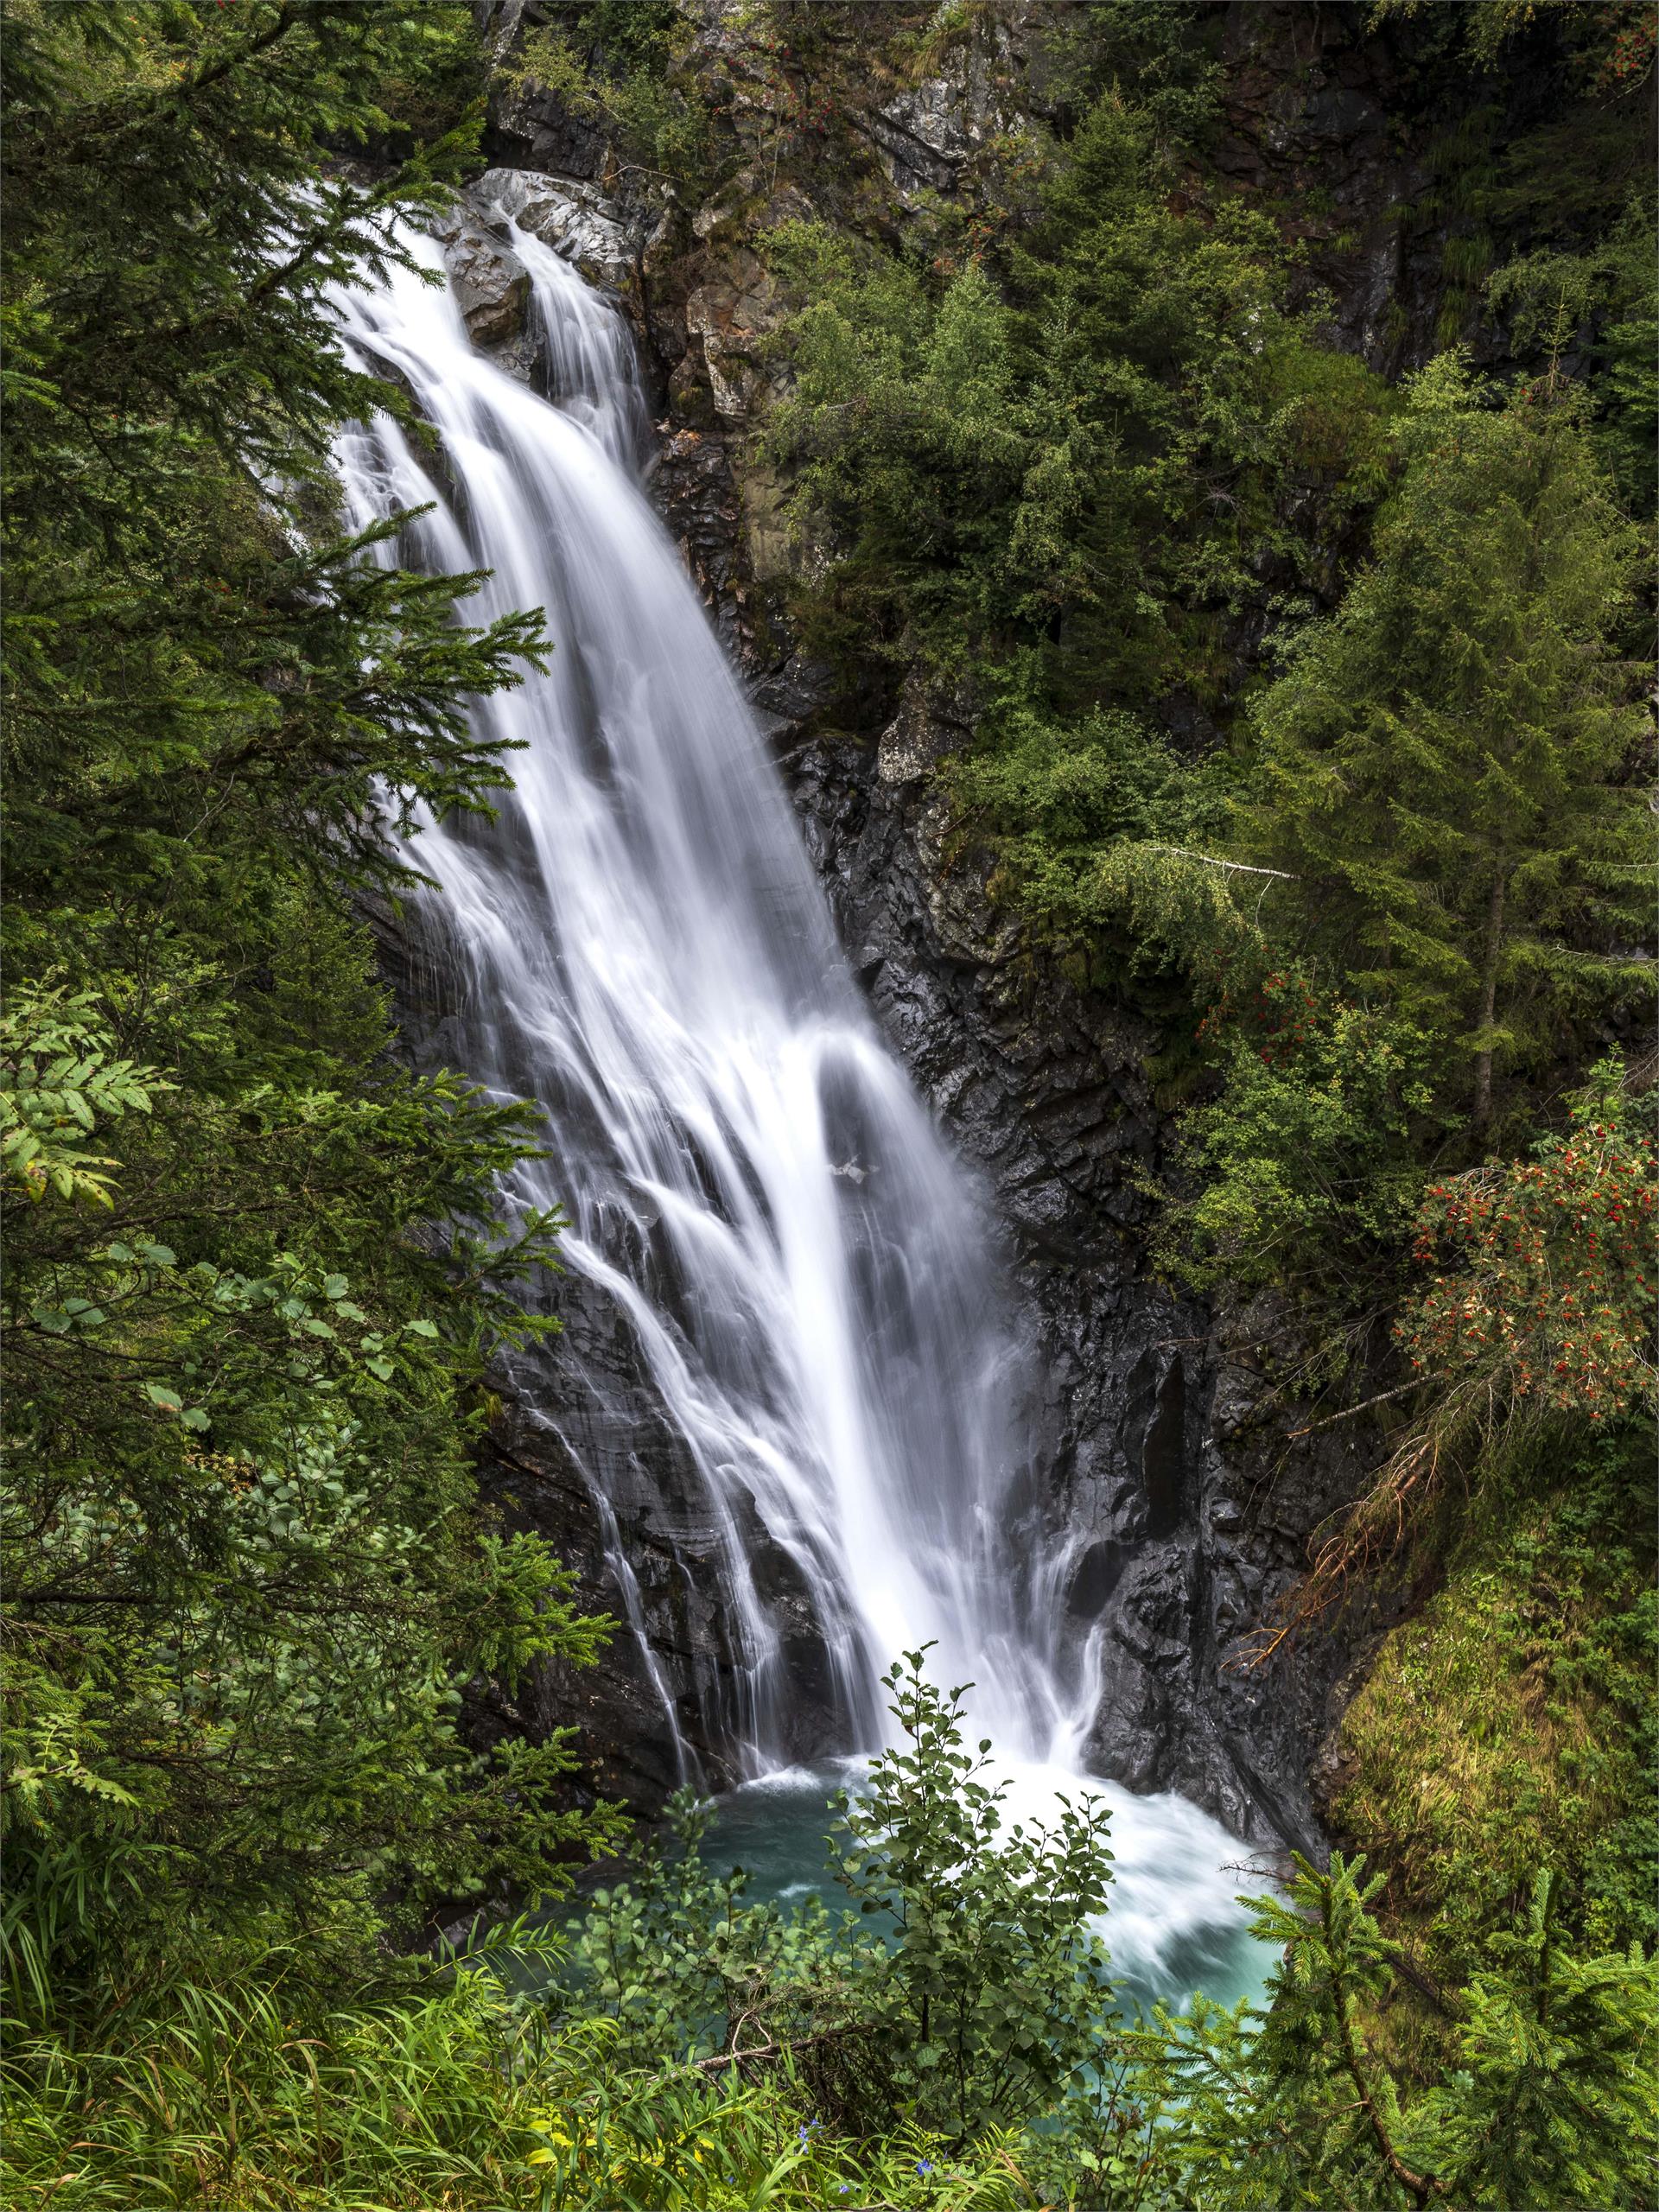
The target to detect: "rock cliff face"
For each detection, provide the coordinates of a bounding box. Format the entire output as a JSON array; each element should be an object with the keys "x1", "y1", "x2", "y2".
[
  {"x1": 436, "y1": 0, "x2": 1457, "y2": 1839},
  {"x1": 770, "y1": 673, "x2": 1389, "y2": 1849}
]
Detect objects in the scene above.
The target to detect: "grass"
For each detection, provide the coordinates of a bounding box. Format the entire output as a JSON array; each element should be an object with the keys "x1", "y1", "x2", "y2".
[
  {"x1": 0, "y1": 1961, "x2": 1033, "y2": 2211},
  {"x1": 1331, "y1": 1420, "x2": 1656, "y2": 2023}
]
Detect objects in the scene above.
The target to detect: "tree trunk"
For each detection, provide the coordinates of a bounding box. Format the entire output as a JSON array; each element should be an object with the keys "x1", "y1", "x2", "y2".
[{"x1": 1473, "y1": 870, "x2": 1507, "y2": 1131}]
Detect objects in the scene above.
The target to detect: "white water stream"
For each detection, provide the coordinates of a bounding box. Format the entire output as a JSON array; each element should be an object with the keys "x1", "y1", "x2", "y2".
[{"x1": 328, "y1": 214, "x2": 1263, "y2": 1993}]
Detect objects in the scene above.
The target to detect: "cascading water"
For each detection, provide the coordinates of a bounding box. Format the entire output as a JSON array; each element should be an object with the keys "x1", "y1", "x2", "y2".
[{"x1": 328, "y1": 209, "x2": 1267, "y2": 1994}]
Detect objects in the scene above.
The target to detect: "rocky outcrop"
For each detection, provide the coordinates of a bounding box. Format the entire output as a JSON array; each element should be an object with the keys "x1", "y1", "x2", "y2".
[
  {"x1": 858, "y1": 20, "x2": 1023, "y2": 200},
  {"x1": 765, "y1": 672, "x2": 1398, "y2": 1847},
  {"x1": 474, "y1": 164, "x2": 652, "y2": 297},
  {"x1": 469, "y1": 1300, "x2": 860, "y2": 1817},
  {"x1": 425, "y1": 0, "x2": 1478, "y2": 1843},
  {"x1": 430, "y1": 208, "x2": 532, "y2": 369}
]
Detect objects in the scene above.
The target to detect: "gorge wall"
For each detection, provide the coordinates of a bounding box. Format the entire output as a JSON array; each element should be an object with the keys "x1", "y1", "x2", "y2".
[{"x1": 433, "y1": 0, "x2": 1511, "y2": 1847}]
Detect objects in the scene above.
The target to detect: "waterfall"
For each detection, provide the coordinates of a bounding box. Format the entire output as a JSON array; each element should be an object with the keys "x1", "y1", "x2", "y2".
[{"x1": 328, "y1": 213, "x2": 1263, "y2": 1991}]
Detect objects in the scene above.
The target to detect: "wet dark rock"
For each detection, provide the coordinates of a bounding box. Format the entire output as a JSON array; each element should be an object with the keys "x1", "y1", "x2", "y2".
[
  {"x1": 474, "y1": 0, "x2": 610, "y2": 180},
  {"x1": 429, "y1": 209, "x2": 534, "y2": 373},
  {"x1": 421, "y1": 0, "x2": 1476, "y2": 1843},
  {"x1": 758, "y1": 689, "x2": 1389, "y2": 1848},
  {"x1": 474, "y1": 1319, "x2": 749, "y2": 1817},
  {"x1": 1208, "y1": 0, "x2": 1502, "y2": 378},
  {"x1": 651, "y1": 426, "x2": 750, "y2": 654}
]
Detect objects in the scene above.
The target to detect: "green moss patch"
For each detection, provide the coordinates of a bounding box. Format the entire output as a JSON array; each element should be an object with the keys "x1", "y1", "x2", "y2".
[{"x1": 1333, "y1": 1422, "x2": 1656, "y2": 1992}]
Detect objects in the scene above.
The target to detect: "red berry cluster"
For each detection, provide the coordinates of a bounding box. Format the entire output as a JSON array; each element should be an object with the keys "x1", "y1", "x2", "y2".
[
  {"x1": 1398, "y1": 1118, "x2": 1657, "y2": 1421},
  {"x1": 1197, "y1": 969, "x2": 1319, "y2": 1063},
  {"x1": 1586, "y1": 3, "x2": 1658, "y2": 89}
]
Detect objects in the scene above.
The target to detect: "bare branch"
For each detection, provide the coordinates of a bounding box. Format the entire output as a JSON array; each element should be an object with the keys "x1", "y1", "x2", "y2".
[
  {"x1": 1285, "y1": 1379, "x2": 1427, "y2": 1440},
  {"x1": 1141, "y1": 843, "x2": 1298, "y2": 880}
]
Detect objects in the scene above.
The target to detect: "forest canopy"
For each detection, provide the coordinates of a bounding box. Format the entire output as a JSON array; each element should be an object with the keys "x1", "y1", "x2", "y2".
[{"x1": 1, "y1": 3, "x2": 1654, "y2": 2209}]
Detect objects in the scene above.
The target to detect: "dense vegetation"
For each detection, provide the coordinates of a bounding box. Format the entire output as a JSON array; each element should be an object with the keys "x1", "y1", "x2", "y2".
[
  {"x1": 2, "y1": 2, "x2": 1653, "y2": 2208},
  {"x1": 754, "y1": 0, "x2": 1656, "y2": 1957},
  {"x1": 1, "y1": 0, "x2": 620, "y2": 2198}
]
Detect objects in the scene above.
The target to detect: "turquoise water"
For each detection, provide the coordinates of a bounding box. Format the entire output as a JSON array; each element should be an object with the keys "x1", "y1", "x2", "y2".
[{"x1": 707, "y1": 1760, "x2": 1280, "y2": 2018}]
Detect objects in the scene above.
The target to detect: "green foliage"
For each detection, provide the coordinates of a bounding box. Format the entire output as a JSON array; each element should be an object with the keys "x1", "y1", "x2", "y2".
[
  {"x1": 3, "y1": 1188, "x2": 617, "y2": 1971},
  {"x1": 1263, "y1": 1068, "x2": 1659, "y2": 1618},
  {"x1": 1135, "y1": 357, "x2": 1649, "y2": 1321},
  {"x1": 1157, "y1": 987, "x2": 1443, "y2": 1298},
  {"x1": 0, "y1": 988, "x2": 168, "y2": 1205},
  {"x1": 1147, "y1": 1853, "x2": 1429, "y2": 2209},
  {"x1": 523, "y1": 2023, "x2": 1031, "y2": 2212},
  {"x1": 563, "y1": 1788, "x2": 864, "y2": 2071},
  {"x1": 1372, "y1": 0, "x2": 1657, "y2": 84},
  {"x1": 3, "y1": 1, "x2": 543, "y2": 920},
  {"x1": 1036, "y1": 0, "x2": 1228, "y2": 153},
  {"x1": 546, "y1": 1703, "x2": 1656, "y2": 2209},
  {"x1": 1398, "y1": 1058, "x2": 1656, "y2": 1422},
  {"x1": 566, "y1": 1655, "x2": 1116, "y2": 2143},
  {"x1": 1243, "y1": 359, "x2": 1650, "y2": 1132},
  {"x1": 524, "y1": 2038, "x2": 827, "y2": 2210},
  {"x1": 756, "y1": 8, "x2": 1649, "y2": 1361},
  {"x1": 0, "y1": 0, "x2": 622, "y2": 2126},
  {"x1": 6, "y1": 1636, "x2": 1654, "y2": 2207},
  {"x1": 504, "y1": 4, "x2": 715, "y2": 193},
  {"x1": 552, "y1": 1657, "x2": 1657, "y2": 2202},
  {"x1": 747, "y1": 41, "x2": 1659, "y2": 2189},
  {"x1": 372, "y1": 0, "x2": 489, "y2": 148},
  {"x1": 1488, "y1": 186, "x2": 1658, "y2": 517},
  {"x1": 762, "y1": 89, "x2": 1388, "y2": 706},
  {"x1": 760, "y1": 226, "x2": 1031, "y2": 670},
  {"x1": 828, "y1": 1652, "x2": 1116, "y2": 2142},
  {"x1": 5, "y1": 4, "x2": 1653, "y2": 2202},
  {"x1": 1333, "y1": 1421, "x2": 1658, "y2": 1984},
  {"x1": 1374, "y1": 0, "x2": 1657, "y2": 512},
  {"x1": 580, "y1": 0, "x2": 683, "y2": 80},
  {"x1": 1, "y1": 1926, "x2": 569, "y2": 2211},
  {"x1": 947, "y1": 700, "x2": 1238, "y2": 984},
  {"x1": 1412, "y1": 1870, "x2": 1656, "y2": 2211},
  {"x1": 1138, "y1": 1850, "x2": 1656, "y2": 2209}
]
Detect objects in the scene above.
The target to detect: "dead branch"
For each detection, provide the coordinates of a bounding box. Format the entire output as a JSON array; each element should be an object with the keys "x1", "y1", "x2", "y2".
[
  {"x1": 1284, "y1": 1379, "x2": 1426, "y2": 1440},
  {"x1": 1141, "y1": 843, "x2": 1298, "y2": 880}
]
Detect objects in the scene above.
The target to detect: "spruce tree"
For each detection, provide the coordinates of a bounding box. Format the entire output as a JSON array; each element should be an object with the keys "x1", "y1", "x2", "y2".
[{"x1": 1245, "y1": 357, "x2": 1649, "y2": 1132}]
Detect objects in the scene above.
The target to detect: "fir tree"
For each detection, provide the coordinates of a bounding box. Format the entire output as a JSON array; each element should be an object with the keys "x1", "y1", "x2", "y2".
[{"x1": 1245, "y1": 357, "x2": 1650, "y2": 1133}]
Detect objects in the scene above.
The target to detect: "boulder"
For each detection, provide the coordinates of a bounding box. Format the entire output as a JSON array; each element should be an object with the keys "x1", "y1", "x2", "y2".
[
  {"x1": 431, "y1": 213, "x2": 530, "y2": 355},
  {"x1": 472, "y1": 165, "x2": 645, "y2": 297}
]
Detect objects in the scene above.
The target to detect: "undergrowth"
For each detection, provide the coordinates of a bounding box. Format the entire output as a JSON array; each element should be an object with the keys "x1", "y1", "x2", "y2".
[{"x1": 1333, "y1": 1421, "x2": 1657, "y2": 1997}]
